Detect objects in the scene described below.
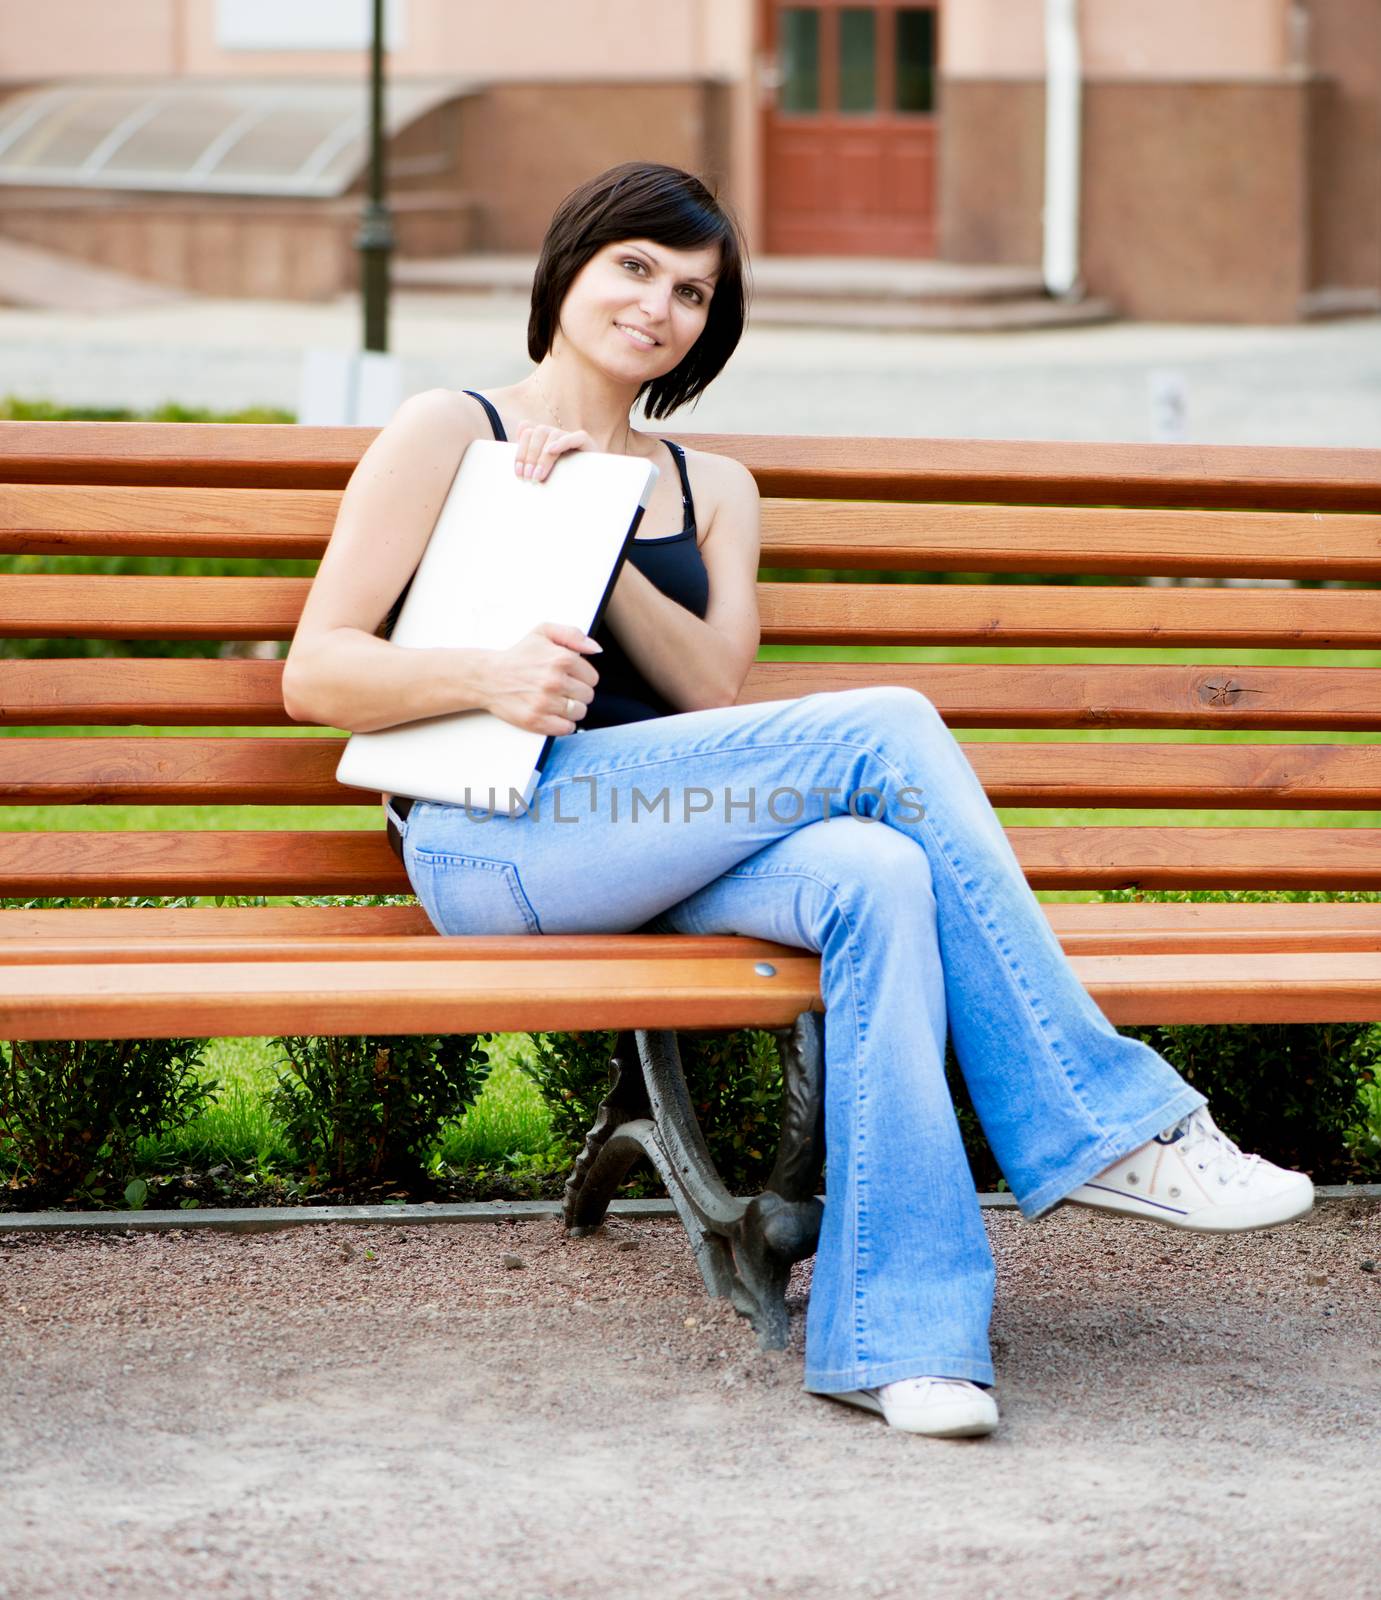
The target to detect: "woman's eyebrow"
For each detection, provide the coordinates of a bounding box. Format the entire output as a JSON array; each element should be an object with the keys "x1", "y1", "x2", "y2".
[{"x1": 627, "y1": 245, "x2": 717, "y2": 287}]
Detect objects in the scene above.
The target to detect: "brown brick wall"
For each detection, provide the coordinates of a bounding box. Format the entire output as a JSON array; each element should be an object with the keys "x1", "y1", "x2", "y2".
[
  {"x1": 1081, "y1": 79, "x2": 1310, "y2": 321},
  {"x1": 939, "y1": 75, "x2": 1316, "y2": 321},
  {"x1": 452, "y1": 81, "x2": 726, "y2": 251},
  {"x1": 938, "y1": 79, "x2": 1045, "y2": 266},
  {"x1": 1305, "y1": 0, "x2": 1381, "y2": 294}
]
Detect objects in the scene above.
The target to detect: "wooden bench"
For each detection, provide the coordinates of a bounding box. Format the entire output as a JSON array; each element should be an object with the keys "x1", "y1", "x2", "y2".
[{"x1": 3, "y1": 419, "x2": 1380, "y2": 1347}]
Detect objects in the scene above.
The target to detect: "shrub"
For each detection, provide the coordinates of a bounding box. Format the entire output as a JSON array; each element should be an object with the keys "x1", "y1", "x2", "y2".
[
  {"x1": 1115, "y1": 1019, "x2": 1381, "y2": 1183},
  {"x1": 524, "y1": 1027, "x2": 787, "y2": 1197},
  {"x1": 0, "y1": 1036, "x2": 215, "y2": 1200},
  {"x1": 267, "y1": 1032, "x2": 493, "y2": 1187},
  {"x1": 0, "y1": 396, "x2": 293, "y2": 423},
  {"x1": 943, "y1": 1020, "x2": 1381, "y2": 1190}
]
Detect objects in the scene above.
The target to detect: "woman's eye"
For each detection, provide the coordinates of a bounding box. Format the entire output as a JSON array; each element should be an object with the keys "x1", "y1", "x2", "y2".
[
  {"x1": 621, "y1": 258, "x2": 646, "y2": 274},
  {"x1": 679, "y1": 287, "x2": 703, "y2": 304}
]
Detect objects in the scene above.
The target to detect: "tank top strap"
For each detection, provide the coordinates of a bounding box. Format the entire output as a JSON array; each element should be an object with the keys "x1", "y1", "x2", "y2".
[
  {"x1": 462, "y1": 389, "x2": 507, "y2": 442},
  {"x1": 660, "y1": 438, "x2": 695, "y2": 532}
]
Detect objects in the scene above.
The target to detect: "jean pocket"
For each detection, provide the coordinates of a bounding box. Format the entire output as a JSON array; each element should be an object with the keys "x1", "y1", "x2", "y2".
[{"x1": 406, "y1": 846, "x2": 542, "y2": 936}]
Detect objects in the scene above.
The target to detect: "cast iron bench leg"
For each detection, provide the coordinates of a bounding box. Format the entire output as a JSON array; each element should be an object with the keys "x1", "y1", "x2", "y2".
[{"x1": 563, "y1": 1013, "x2": 826, "y2": 1350}]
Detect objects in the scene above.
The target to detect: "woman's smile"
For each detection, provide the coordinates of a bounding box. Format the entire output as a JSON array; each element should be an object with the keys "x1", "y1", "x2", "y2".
[{"x1": 615, "y1": 321, "x2": 661, "y2": 348}]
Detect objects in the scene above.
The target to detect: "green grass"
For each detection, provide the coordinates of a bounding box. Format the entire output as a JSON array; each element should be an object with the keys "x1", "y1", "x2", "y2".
[
  {"x1": 133, "y1": 1032, "x2": 555, "y2": 1175},
  {"x1": 435, "y1": 1039, "x2": 559, "y2": 1168},
  {"x1": 137, "y1": 1035, "x2": 295, "y2": 1172}
]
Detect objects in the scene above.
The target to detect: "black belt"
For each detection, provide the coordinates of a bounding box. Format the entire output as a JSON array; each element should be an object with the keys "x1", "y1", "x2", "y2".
[{"x1": 385, "y1": 795, "x2": 414, "y2": 860}]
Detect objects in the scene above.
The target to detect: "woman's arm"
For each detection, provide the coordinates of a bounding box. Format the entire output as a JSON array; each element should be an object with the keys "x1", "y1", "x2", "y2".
[
  {"x1": 600, "y1": 450, "x2": 762, "y2": 712},
  {"x1": 282, "y1": 388, "x2": 490, "y2": 733}
]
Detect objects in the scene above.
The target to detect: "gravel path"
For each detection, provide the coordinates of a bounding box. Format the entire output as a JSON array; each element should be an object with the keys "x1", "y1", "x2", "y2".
[{"x1": 2, "y1": 1197, "x2": 1377, "y2": 1600}]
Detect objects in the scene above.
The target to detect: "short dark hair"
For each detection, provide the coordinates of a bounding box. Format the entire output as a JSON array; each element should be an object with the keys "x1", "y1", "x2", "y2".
[{"x1": 528, "y1": 162, "x2": 750, "y2": 421}]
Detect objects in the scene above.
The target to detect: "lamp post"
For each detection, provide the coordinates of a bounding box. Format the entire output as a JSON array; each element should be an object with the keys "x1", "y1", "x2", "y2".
[{"x1": 356, "y1": 0, "x2": 394, "y2": 352}]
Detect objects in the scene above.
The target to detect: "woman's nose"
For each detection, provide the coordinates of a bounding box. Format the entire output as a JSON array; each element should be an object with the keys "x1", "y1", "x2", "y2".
[{"x1": 639, "y1": 280, "x2": 673, "y2": 320}]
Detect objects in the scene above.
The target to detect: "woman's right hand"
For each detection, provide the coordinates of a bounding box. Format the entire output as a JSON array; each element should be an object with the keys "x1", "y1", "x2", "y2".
[{"x1": 482, "y1": 621, "x2": 603, "y2": 735}]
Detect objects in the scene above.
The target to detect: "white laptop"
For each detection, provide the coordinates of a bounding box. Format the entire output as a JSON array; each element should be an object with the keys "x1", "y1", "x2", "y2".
[{"x1": 335, "y1": 439, "x2": 658, "y2": 814}]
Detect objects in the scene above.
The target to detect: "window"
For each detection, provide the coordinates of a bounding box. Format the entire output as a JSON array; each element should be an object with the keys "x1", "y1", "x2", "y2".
[
  {"x1": 779, "y1": 8, "x2": 821, "y2": 114},
  {"x1": 839, "y1": 10, "x2": 877, "y2": 115},
  {"x1": 215, "y1": 0, "x2": 407, "y2": 52},
  {"x1": 895, "y1": 7, "x2": 936, "y2": 114}
]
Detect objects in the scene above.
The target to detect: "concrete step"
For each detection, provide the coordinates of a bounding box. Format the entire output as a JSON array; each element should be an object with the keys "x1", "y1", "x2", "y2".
[
  {"x1": 741, "y1": 294, "x2": 1118, "y2": 333},
  {"x1": 394, "y1": 252, "x2": 1116, "y2": 332},
  {"x1": 1300, "y1": 286, "x2": 1381, "y2": 321},
  {"x1": 0, "y1": 235, "x2": 191, "y2": 313},
  {"x1": 396, "y1": 252, "x2": 1048, "y2": 301}
]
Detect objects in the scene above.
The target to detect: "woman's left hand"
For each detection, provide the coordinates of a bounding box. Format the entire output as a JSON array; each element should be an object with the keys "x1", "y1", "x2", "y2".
[{"x1": 513, "y1": 421, "x2": 596, "y2": 482}]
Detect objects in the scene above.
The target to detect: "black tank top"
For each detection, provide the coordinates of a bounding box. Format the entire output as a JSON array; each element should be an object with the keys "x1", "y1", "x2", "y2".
[{"x1": 380, "y1": 389, "x2": 709, "y2": 730}]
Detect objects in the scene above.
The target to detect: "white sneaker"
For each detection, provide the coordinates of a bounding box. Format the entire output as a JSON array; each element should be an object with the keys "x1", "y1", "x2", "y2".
[
  {"x1": 827, "y1": 1377, "x2": 998, "y2": 1438},
  {"x1": 1064, "y1": 1106, "x2": 1314, "y2": 1232}
]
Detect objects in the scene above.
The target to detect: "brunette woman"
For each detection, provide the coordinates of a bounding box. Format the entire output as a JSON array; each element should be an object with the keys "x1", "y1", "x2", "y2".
[{"x1": 284, "y1": 162, "x2": 1313, "y2": 1440}]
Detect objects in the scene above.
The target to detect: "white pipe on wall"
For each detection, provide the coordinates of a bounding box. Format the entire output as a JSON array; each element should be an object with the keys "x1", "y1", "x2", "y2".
[{"x1": 1042, "y1": 0, "x2": 1082, "y2": 297}]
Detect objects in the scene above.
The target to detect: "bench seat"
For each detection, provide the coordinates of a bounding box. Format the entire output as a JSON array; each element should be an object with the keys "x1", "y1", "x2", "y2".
[{"x1": 3, "y1": 419, "x2": 1378, "y2": 1347}]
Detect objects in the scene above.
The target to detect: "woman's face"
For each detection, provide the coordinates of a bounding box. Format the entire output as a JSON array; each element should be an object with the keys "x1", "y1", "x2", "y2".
[{"x1": 554, "y1": 237, "x2": 721, "y2": 383}]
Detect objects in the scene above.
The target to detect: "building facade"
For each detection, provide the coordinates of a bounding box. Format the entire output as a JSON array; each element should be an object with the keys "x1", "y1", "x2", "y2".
[{"x1": 0, "y1": 0, "x2": 1376, "y2": 320}]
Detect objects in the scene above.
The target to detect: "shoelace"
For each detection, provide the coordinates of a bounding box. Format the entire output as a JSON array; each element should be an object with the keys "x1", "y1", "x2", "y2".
[
  {"x1": 882, "y1": 1377, "x2": 984, "y2": 1398},
  {"x1": 1168, "y1": 1107, "x2": 1263, "y2": 1186}
]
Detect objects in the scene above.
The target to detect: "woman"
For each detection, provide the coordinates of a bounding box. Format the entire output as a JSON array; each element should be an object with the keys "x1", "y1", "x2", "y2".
[{"x1": 283, "y1": 162, "x2": 1313, "y2": 1440}]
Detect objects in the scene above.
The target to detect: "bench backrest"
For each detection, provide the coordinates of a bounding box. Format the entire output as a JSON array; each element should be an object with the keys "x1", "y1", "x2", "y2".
[{"x1": 2, "y1": 420, "x2": 1379, "y2": 903}]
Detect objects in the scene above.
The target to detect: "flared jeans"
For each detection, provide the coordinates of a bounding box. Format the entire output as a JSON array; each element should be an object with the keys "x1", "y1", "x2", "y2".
[{"x1": 393, "y1": 686, "x2": 1205, "y2": 1391}]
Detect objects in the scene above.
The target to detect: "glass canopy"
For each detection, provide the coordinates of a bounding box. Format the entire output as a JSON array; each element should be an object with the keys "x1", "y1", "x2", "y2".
[{"x1": 0, "y1": 79, "x2": 467, "y2": 197}]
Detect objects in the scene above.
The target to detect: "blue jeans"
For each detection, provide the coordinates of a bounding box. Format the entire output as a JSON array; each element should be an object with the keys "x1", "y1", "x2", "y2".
[{"x1": 395, "y1": 686, "x2": 1205, "y2": 1392}]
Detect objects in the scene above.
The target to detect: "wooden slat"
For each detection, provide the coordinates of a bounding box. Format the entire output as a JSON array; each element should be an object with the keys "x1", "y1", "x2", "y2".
[
  {"x1": 972, "y1": 740, "x2": 1381, "y2": 808},
  {"x1": 3, "y1": 900, "x2": 1379, "y2": 964},
  {"x1": 6, "y1": 421, "x2": 1381, "y2": 510},
  {"x1": 0, "y1": 736, "x2": 352, "y2": 803},
  {"x1": 3, "y1": 899, "x2": 1377, "y2": 947},
  {"x1": 6, "y1": 737, "x2": 1381, "y2": 810},
  {"x1": 0, "y1": 904, "x2": 435, "y2": 940},
  {"x1": 1, "y1": 574, "x2": 304, "y2": 638},
  {"x1": 7, "y1": 573, "x2": 1380, "y2": 650},
  {"x1": 757, "y1": 502, "x2": 1381, "y2": 580},
  {"x1": 755, "y1": 582, "x2": 1381, "y2": 650},
  {"x1": 1011, "y1": 827, "x2": 1381, "y2": 890},
  {"x1": 0, "y1": 911, "x2": 808, "y2": 966},
  {"x1": 0, "y1": 934, "x2": 806, "y2": 967},
  {"x1": 8, "y1": 487, "x2": 1381, "y2": 581},
  {"x1": 3, "y1": 826, "x2": 1380, "y2": 897},
  {"x1": 0, "y1": 954, "x2": 827, "y2": 1039},
  {"x1": 686, "y1": 436, "x2": 1381, "y2": 513},
  {"x1": 737, "y1": 662, "x2": 1381, "y2": 731},
  {"x1": 2, "y1": 949, "x2": 1378, "y2": 1038},
  {"x1": 0, "y1": 484, "x2": 337, "y2": 558},
  {"x1": 1074, "y1": 952, "x2": 1381, "y2": 1023},
  {"x1": 1045, "y1": 900, "x2": 1381, "y2": 954},
  {"x1": 0, "y1": 422, "x2": 367, "y2": 491},
  {"x1": 9, "y1": 658, "x2": 1381, "y2": 731}
]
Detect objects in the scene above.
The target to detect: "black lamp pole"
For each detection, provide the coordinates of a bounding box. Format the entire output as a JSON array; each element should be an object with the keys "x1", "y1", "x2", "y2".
[{"x1": 357, "y1": 0, "x2": 394, "y2": 352}]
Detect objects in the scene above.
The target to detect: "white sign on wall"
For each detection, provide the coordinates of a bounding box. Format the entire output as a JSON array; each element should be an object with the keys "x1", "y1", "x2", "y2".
[{"x1": 217, "y1": 0, "x2": 407, "y2": 51}]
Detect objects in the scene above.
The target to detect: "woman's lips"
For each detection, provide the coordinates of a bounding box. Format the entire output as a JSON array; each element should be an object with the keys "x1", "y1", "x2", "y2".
[{"x1": 615, "y1": 322, "x2": 660, "y2": 348}]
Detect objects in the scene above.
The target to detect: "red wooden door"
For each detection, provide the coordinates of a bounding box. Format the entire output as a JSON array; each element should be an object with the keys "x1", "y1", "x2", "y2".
[{"x1": 762, "y1": 1, "x2": 940, "y2": 256}]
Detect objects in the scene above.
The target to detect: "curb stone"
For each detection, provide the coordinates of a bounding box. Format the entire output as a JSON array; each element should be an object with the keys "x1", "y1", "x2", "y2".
[
  {"x1": 0, "y1": 1192, "x2": 1009, "y2": 1235},
  {"x1": 1, "y1": 1186, "x2": 1376, "y2": 1236}
]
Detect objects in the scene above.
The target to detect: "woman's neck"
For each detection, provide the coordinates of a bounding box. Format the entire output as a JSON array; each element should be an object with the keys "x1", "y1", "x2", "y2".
[{"x1": 523, "y1": 356, "x2": 643, "y2": 454}]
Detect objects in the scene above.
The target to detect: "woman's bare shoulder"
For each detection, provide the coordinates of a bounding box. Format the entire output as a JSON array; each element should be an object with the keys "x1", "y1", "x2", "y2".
[
  {"x1": 387, "y1": 387, "x2": 492, "y2": 444},
  {"x1": 674, "y1": 443, "x2": 760, "y2": 527},
  {"x1": 675, "y1": 442, "x2": 758, "y2": 494}
]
